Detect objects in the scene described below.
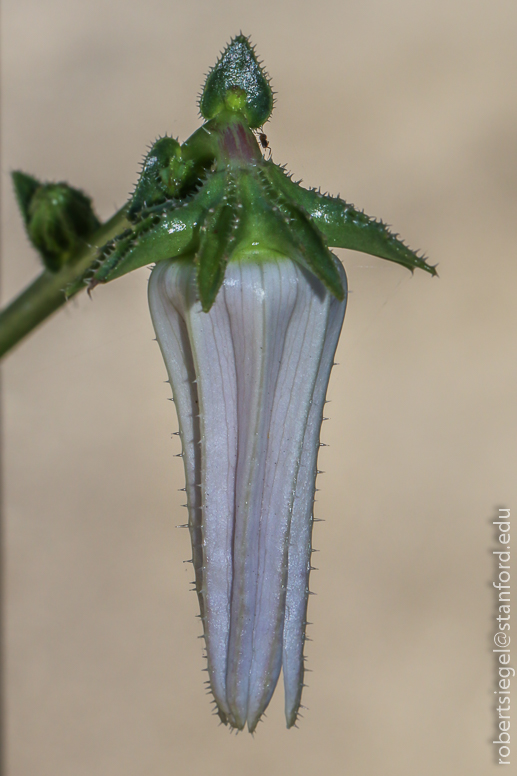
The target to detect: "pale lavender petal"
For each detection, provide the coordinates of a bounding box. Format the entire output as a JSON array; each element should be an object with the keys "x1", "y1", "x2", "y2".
[
  {"x1": 283, "y1": 260, "x2": 347, "y2": 727},
  {"x1": 148, "y1": 256, "x2": 347, "y2": 732},
  {"x1": 147, "y1": 261, "x2": 205, "y2": 615},
  {"x1": 149, "y1": 259, "x2": 238, "y2": 720}
]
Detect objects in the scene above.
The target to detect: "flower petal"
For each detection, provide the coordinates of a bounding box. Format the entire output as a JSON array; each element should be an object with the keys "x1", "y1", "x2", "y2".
[
  {"x1": 148, "y1": 255, "x2": 347, "y2": 731},
  {"x1": 282, "y1": 267, "x2": 347, "y2": 726}
]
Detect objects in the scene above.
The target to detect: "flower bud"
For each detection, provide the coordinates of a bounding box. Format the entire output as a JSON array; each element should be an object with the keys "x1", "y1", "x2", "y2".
[
  {"x1": 12, "y1": 171, "x2": 100, "y2": 272},
  {"x1": 199, "y1": 34, "x2": 273, "y2": 128}
]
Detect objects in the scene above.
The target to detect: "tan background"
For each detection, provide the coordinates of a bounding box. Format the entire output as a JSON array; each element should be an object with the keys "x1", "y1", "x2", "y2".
[{"x1": 2, "y1": 0, "x2": 516, "y2": 773}]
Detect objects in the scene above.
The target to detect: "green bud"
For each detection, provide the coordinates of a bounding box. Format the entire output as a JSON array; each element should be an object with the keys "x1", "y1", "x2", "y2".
[
  {"x1": 12, "y1": 171, "x2": 100, "y2": 272},
  {"x1": 129, "y1": 137, "x2": 198, "y2": 218},
  {"x1": 199, "y1": 34, "x2": 273, "y2": 128}
]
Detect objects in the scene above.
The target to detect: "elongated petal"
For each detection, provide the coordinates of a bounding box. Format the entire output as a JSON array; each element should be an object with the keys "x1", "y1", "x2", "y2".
[
  {"x1": 149, "y1": 259, "x2": 236, "y2": 719},
  {"x1": 148, "y1": 256, "x2": 347, "y2": 731},
  {"x1": 283, "y1": 267, "x2": 347, "y2": 726}
]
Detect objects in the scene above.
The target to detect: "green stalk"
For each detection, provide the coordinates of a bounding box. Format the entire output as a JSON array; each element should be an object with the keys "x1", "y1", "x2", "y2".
[{"x1": 0, "y1": 206, "x2": 129, "y2": 360}]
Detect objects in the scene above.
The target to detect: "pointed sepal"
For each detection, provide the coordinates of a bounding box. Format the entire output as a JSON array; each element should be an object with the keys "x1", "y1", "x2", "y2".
[
  {"x1": 11, "y1": 171, "x2": 41, "y2": 229},
  {"x1": 257, "y1": 168, "x2": 346, "y2": 301},
  {"x1": 81, "y1": 204, "x2": 201, "y2": 291},
  {"x1": 70, "y1": 174, "x2": 228, "y2": 295},
  {"x1": 266, "y1": 165, "x2": 437, "y2": 276},
  {"x1": 276, "y1": 199, "x2": 345, "y2": 301},
  {"x1": 196, "y1": 200, "x2": 237, "y2": 311}
]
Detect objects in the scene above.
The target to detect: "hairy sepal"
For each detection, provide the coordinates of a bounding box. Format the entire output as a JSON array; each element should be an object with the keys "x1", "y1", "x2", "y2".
[{"x1": 265, "y1": 163, "x2": 436, "y2": 276}]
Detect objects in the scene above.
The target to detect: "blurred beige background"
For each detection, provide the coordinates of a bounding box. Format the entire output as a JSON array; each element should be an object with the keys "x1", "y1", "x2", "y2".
[{"x1": 2, "y1": 0, "x2": 516, "y2": 773}]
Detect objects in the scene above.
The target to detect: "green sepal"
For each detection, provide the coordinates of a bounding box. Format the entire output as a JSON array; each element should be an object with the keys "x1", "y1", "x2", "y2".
[
  {"x1": 199, "y1": 34, "x2": 273, "y2": 129},
  {"x1": 12, "y1": 172, "x2": 100, "y2": 272},
  {"x1": 256, "y1": 168, "x2": 345, "y2": 300},
  {"x1": 196, "y1": 198, "x2": 237, "y2": 312},
  {"x1": 11, "y1": 171, "x2": 40, "y2": 228},
  {"x1": 72, "y1": 174, "x2": 227, "y2": 295},
  {"x1": 82, "y1": 204, "x2": 201, "y2": 290},
  {"x1": 286, "y1": 207, "x2": 345, "y2": 301},
  {"x1": 265, "y1": 164, "x2": 437, "y2": 276}
]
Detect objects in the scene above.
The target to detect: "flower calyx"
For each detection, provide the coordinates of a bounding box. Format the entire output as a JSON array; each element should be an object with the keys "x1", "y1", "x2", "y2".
[{"x1": 79, "y1": 33, "x2": 436, "y2": 306}]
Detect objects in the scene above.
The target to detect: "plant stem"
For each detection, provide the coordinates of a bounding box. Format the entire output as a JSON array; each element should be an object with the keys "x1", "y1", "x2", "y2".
[{"x1": 0, "y1": 206, "x2": 129, "y2": 360}]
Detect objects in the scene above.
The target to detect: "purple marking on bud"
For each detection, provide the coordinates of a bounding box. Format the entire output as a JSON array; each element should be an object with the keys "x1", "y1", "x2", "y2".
[{"x1": 220, "y1": 120, "x2": 262, "y2": 166}]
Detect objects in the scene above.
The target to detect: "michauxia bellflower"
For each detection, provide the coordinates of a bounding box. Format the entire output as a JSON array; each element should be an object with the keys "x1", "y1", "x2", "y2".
[{"x1": 77, "y1": 35, "x2": 435, "y2": 731}]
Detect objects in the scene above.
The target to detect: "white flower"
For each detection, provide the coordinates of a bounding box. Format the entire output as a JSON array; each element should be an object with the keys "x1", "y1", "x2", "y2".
[{"x1": 149, "y1": 255, "x2": 347, "y2": 731}]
